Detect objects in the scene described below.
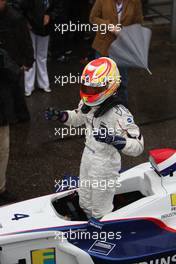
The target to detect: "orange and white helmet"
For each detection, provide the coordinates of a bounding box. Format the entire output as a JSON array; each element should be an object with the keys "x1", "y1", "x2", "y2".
[{"x1": 80, "y1": 57, "x2": 121, "y2": 107}]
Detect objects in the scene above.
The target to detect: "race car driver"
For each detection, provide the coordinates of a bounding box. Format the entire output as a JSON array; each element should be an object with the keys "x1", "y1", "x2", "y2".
[{"x1": 45, "y1": 57, "x2": 144, "y2": 219}]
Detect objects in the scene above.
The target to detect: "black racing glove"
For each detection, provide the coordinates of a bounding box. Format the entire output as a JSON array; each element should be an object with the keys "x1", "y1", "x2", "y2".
[
  {"x1": 45, "y1": 107, "x2": 68, "y2": 122},
  {"x1": 94, "y1": 127, "x2": 126, "y2": 150}
]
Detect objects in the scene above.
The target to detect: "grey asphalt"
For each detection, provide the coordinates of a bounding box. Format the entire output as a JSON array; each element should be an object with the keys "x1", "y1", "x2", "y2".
[{"x1": 7, "y1": 25, "x2": 176, "y2": 202}]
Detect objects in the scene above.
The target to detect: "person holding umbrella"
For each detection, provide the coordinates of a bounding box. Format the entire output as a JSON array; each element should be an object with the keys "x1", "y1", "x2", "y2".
[{"x1": 89, "y1": 0, "x2": 143, "y2": 104}]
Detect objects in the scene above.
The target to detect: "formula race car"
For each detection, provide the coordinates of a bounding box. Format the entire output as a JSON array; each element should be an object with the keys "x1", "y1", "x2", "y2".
[{"x1": 1, "y1": 148, "x2": 176, "y2": 264}]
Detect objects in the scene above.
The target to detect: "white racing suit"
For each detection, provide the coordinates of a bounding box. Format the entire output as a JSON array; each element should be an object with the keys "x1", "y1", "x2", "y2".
[{"x1": 64, "y1": 101, "x2": 144, "y2": 219}]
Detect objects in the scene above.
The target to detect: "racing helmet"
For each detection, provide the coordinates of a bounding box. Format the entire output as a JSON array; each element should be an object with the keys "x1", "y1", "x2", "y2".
[{"x1": 80, "y1": 57, "x2": 121, "y2": 107}]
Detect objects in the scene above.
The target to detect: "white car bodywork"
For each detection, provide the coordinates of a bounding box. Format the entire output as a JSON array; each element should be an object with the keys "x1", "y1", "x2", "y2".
[{"x1": 0, "y1": 161, "x2": 176, "y2": 264}]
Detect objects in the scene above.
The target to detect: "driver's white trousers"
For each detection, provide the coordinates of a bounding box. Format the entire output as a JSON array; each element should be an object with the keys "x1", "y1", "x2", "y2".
[{"x1": 79, "y1": 147, "x2": 119, "y2": 219}]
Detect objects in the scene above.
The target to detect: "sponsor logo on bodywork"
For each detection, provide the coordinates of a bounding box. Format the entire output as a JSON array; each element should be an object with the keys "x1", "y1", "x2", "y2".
[
  {"x1": 88, "y1": 240, "x2": 116, "y2": 256},
  {"x1": 171, "y1": 194, "x2": 176, "y2": 211},
  {"x1": 161, "y1": 212, "x2": 176, "y2": 219},
  {"x1": 133, "y1": 254, "x2": 176, "y2": 264},
  {"x1": 31, "y1": 248, "x2": 56, "y2": 264},
  {"x1": 171, "y1": 194, "x2": 176, "y2": 206}
]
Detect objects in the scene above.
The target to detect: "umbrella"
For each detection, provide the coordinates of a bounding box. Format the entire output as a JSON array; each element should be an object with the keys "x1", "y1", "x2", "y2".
[{"x1": 108, "y1": 24, "x2": 152, "y2": 74}]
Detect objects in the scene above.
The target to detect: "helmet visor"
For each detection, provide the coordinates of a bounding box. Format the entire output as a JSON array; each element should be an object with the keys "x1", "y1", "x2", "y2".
[{"x1": 80, "y1": 84, "x2": 108, "y2": 95}]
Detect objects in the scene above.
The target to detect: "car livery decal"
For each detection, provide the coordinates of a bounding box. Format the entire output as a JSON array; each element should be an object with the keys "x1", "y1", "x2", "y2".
[
  {"x1": 1, "y1": 217, "x2": 176, "y2": 237},
  {"x1": 31, "y1": 248, "x2": 56, "y2": 264},
  {"x1": 1, "y1": 218, "x2": 176, "y2": 263}
]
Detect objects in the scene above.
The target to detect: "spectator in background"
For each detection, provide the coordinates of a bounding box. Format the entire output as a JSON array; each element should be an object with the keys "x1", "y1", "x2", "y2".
[
  {"x1": 89, "y1": 0, "x2": 143, "y2": 105},
  {"x1": 13, "y1": 0, "x2": 59, "y2": 96},
  {"x1": 0, "y1": 0, "x2": 34, "y2": 205},
  {"x1": 142, "y1": 0, "x2": 148, "y2": 16},
  {"x1": 52, "y1": 0, "x2": 95, "y2": 63},
  {"x1": 51, "y1": 0, "x2": 73, "y2": 62}
]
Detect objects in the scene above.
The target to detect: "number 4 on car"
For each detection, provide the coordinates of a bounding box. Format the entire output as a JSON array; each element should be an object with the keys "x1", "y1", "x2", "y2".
[{"x1": 12, "y1": 214, "x2": 30, "y2": 221}]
